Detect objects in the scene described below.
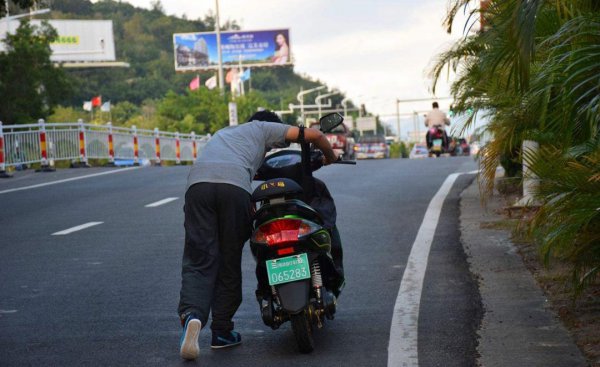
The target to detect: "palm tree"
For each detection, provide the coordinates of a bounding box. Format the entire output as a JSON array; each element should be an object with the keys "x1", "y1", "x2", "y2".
[{"x1": 432, "y1": 0, "x2": 600, "y2": 293}]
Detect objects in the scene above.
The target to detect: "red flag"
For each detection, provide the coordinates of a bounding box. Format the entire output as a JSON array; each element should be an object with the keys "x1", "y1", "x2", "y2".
[
  {"x1": 226, "y1": 69, "x2": 239, "y2": 84},
  {"x1": 189, "y1": 76, "x2": 200, "y2": 91},
  {"x1": 91, "y1": 96, "x2": 102, "y2": 107}
]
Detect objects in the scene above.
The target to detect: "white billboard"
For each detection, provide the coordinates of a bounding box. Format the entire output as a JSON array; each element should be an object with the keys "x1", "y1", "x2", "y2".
[
  {"x1": 356, "y1": 117, "x2": 377, "y2": 132},
  {"x1": 0, "y1": 20, "x2": 116, "y2": 62}
]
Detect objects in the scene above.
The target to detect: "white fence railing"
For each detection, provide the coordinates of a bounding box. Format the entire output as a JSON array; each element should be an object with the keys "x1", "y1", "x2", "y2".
[{"x1": 0, "y1": 119, "x2": 210, "y2": 173}]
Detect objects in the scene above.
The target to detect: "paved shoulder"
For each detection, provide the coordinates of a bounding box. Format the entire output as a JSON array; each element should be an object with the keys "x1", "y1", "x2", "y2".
[{"x1": 460, "y1": 181, "x2": 586, "y2": 367}]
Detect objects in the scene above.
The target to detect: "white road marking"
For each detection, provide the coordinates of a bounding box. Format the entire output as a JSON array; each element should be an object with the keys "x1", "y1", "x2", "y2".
[
  {"x1": 0, "y1": 309, "x2": 18, "y2": 314},
  {"x1": 0, "y1": 167, "x2": 139, "y2": 195},
  {"x1": 145, "y1": 197, "x2": 179, "y2": 208},
  {"x1": 388, "y1": 171, "x2": 475, "y2": 367},
  {"x1": 52, "y1": 222, "x2": 104, "y2": 236}
]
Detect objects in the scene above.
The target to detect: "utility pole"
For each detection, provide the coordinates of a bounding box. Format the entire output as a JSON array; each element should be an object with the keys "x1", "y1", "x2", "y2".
[
  {"x1": 396, "y1": 98, "x2": 401, "y2": 141},
  {"x1": 215, "y1": 0, "x2": 225, "y2": 95}
]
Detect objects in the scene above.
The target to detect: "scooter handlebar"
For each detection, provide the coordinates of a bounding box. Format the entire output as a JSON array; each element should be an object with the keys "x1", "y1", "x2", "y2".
[{"x1": 333, "y1": 157, "x2": 357, "y2": 165}]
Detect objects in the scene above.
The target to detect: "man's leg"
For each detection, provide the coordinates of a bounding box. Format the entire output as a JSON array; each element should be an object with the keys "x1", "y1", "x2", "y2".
[
  {"x1": 330, "y1": 226, "x2": 344, "y2": 278},
  {"x1": 329, "y1": 226, "x2": 345, "y2": 296},
  {"x1": 210, "y1": 184, "x2": 253, "y2": 335},
  {"x1": 443, "y1": 130, "x2": 450, "y2": 151},
  {"x1": 178, "y1": 183, "x2": 220, "y2": 327}
]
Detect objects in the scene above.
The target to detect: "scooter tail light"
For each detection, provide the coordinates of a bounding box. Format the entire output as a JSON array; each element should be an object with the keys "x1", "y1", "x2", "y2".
[
  {"x1": 254, "y1": 219, "x2": 300, "y2": 247},
  {"x1": 253, "y1": 218, "x2": 318, "y2": 247},
  {"x1": 277, "y1": 247, "x2": 295, "y2": 256}
]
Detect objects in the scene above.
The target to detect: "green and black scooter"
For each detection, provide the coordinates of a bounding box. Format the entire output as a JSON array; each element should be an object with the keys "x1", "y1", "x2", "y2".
[{"x1": 250, "y1": 113, "x2": 355, "y2": 353}]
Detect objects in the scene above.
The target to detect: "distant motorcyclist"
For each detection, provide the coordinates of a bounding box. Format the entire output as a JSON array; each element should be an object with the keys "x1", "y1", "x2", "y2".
[{"x1": 424, "y1": 102, "x2": 450, "y2": 150}]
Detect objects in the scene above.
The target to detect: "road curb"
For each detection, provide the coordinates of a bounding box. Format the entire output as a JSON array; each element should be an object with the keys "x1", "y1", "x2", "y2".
[{"x1": 459, "y1": 180, "x2": 587, "y2": 367}]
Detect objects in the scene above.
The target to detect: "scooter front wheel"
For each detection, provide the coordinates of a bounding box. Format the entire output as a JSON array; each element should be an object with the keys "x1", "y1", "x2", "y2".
[{"x1": 290, "y1": 310, "x2": 314, "y2": 353}]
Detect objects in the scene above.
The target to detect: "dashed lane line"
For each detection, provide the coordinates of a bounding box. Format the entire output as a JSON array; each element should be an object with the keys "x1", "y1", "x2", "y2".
[
  {"x1": 145, "y1": 197, "x2": 179, "y2": 207},
  {"x1": 52, "y1": 222, "x2": 104, "y2": 236}
]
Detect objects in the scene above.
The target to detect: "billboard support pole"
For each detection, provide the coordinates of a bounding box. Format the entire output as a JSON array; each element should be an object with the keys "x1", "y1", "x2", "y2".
[{"x1": 215, "y1": 0, "x2": 225, "y2": 95}]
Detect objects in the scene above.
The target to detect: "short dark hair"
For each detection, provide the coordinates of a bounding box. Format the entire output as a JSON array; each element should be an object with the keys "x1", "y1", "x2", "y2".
[
  {"x1": 247, "y1": 110, "x2": 283, "y2": 123},
  {"x1": 432, "y1": 102, "x2": 439, "y2": 108}
]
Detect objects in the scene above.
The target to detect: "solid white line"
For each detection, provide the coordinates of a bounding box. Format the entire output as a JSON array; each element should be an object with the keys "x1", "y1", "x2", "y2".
[
  {"x1": 52, "y1": 222, "x2": 104, "y2": 236},
  {"x1": 0, "y1": 167, "x2": 140, "y2": 195},
  {"x1": 388, "y1": 171, "x2": 474, "y2": 367},
  {"x1": 145, "y1": 197, "x2": 179, "y2": 208}
]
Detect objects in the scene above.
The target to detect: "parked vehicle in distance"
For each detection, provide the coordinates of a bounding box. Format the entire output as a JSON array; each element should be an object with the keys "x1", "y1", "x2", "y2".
[
  {"x1": 354, "y1": 135, "x2": 390, "y2": 159},
  {"x1": 309, "y1": 122, "x2": 355, "y2": 159},
  {"x1": 453, "y1": 138, "x2": 470, "y2": 156},
  {"x1": 409, "y1": 143, "x2": 429, "y2": 159}
]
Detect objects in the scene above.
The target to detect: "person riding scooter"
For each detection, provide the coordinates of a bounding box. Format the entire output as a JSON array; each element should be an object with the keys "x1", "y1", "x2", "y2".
[{"x1": 424, "y1": 102, "x2": 450, "y2": 152}]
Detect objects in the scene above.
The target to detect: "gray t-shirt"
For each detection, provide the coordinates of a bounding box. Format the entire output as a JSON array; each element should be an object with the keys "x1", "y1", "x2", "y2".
[{"x1": 187, "y1": 121, "x2": 292, "y2": 193}]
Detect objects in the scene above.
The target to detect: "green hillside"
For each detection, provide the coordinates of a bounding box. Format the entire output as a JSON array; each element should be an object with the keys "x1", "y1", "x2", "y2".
[{"x1": 38, "y1": 0, "x2": 352, "y2": 132}]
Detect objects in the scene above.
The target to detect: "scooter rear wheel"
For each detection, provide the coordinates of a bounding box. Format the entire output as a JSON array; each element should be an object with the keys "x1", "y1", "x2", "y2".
[{"x1": 290, "y1": 310, "x2": 314, "y2": 353}]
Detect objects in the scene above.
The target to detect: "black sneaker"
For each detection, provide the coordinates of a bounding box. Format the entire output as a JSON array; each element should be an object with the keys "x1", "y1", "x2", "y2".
[
  {"x1": 179, "y1": 314, "x2": 202, "y2": 360},
  {"x1": 211, "y1": 330, "x2": 242, "y2": 349}
]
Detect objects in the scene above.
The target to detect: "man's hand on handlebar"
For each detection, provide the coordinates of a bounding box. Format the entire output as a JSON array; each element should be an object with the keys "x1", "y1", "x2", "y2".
[{"x1": 322, "y1": 153, "x2": 341, "y2": 166}]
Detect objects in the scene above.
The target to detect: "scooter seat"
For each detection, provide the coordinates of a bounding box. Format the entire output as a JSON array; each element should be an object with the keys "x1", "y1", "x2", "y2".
[{"x1": 251, "y1": 178, "x2": 303, "y2": 202}]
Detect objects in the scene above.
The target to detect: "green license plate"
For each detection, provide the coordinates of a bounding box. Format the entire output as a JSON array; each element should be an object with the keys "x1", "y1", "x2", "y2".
[
  {"x1": 266, "y1": 253, "x2": 311, "y2": 286},
  {"x1": 433, "y1": 139, "x2": 443, "y2": 147}
]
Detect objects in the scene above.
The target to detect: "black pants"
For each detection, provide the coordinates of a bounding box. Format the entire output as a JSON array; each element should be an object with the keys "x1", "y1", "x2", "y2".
[
  {"x1": 426, "y1": 129, "x2": 449, "y2": 150},
  {"x1": 178, "y1": 183, "x2": 252, "y2": 332}
]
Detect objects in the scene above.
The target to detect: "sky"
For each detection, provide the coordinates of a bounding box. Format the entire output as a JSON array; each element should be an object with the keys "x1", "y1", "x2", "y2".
[{"x1": 106, "y1": 0, "x2": 477, "y2": 138}]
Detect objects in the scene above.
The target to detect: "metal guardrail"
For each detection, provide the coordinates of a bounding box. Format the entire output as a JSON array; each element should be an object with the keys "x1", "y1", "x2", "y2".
[{"x1": 0, "y1": 119, "x2": 210, "y2": 174}]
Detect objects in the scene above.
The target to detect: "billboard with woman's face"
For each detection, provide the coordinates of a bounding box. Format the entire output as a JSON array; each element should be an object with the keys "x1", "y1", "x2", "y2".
[{"x1": 173, "y1": 29, "x2": 291, "y2": 71}]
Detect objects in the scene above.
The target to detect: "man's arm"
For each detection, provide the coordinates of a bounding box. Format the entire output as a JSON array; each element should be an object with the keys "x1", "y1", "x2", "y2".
[{"x1": 285, "y1": 126, "x2": 338, "y2": 165}]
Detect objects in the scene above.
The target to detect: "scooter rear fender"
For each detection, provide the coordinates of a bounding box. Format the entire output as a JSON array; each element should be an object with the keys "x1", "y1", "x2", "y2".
[{"x1": 276, "y1": 280, "x2": 310, "y2": 314}]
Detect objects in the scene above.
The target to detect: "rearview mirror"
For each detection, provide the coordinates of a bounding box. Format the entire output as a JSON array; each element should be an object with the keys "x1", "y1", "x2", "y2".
[{"x1": 318, "y1": 113, "x2": 344, "y2": 133}]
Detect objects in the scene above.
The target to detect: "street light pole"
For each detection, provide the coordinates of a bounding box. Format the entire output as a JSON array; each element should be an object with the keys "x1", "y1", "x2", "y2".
[
  {"x1": 341, "y1": 97, "x2": 349, "y2": 117},
  {"x1": 297, "y1": 85, "x2": 326, "y2": 125},
  {"x1": 315, "y1": 90, "x2": 339, "y2": 119},
  {"x1": 215, "y1": 0, "x2": 225, "y2": 95}
]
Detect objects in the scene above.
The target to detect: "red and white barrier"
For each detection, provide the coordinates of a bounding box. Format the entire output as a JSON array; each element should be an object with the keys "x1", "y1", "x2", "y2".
[
  {"x1": 154, "y1": 127, "x2": 161, "y2": 166},
  {"x1": 132, "y1": 125, "x2": 139, "y2": 166},
  {"x1": 37, "y1": 119, "x2": 55, "y2": 172},
  {"x1": 0, "y1": 121, "x2": 206, "y2": 170},
  {"x1": 175, "y1": 131, "x2": 181, "y2": 165},
  {"x1": 78, "y1": 119, "x2": 88, "y2": 165},
  {"x1": 0, "y1": 121, "x2": 12, "y2": 178},
  {"x1": 191, "y1": 131, "x2": 197, "y2": 160},
  {"x1": 107, "y1": 122, "x2": 115, "y2": 165}
]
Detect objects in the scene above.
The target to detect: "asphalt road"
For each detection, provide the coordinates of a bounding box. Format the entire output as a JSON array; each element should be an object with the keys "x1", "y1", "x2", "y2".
[{"x1": 0, "y1": 156, "x2": 479, "y2": 367}]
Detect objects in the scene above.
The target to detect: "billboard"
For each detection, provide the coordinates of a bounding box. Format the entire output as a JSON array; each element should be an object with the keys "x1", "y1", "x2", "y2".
[
  {"x1": 0, "y1": 20, "x2": 116, "y2": 62},
  {"x1": 356, "y1": 117, "x2": 377, "y2": 133},
  {"x1": 173, "y1": 29, "x2": 291, "y2": 71}
]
